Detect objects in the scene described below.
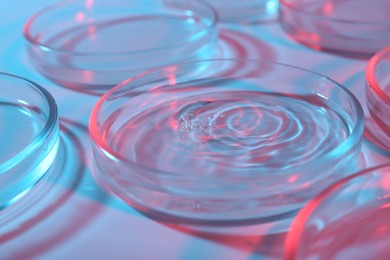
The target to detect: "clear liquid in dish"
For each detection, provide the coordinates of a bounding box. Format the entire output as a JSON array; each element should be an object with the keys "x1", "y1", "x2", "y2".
[
  {"x1": 0, "y1": 103, "x2": 46, "y2": 164},
  {"x1": 42, "y1": 15, "x2": 209, "y2": 54},
  {"x1": 32, "y1": 14, "x2": 214, "y2": 88},
  {"x1": 108, "y1": 89, "x2": 350, "y2": 176}
]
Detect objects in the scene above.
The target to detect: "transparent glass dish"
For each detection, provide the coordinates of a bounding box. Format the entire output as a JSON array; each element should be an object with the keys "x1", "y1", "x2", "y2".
[
  {"x1": 89, "y1": 59, "x2": 364, "y2": 227},
  {"x1": 0, "y1": 73, "x2": 60, "y2": 210},
  {"x1": 285, "y1": 165, "x2": 390, "y2": 259},
  {"x1": 366, "y1": 46, "x2": 390, "y2": 149},
  {"x1": 205, "y1": 0, "x2": 278, "y2": 22},
  {"x1": 279, "y1": 0, "x2": 390, "y2": 54},
  {"x1": 24, "y1": 0, "x2": 218, "y2": 93}
]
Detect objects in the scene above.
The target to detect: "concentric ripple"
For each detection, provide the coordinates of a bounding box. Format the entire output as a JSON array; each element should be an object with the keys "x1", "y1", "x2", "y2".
[{"x1": 110, "y1": 90, "x2": 349, "y2": 175}]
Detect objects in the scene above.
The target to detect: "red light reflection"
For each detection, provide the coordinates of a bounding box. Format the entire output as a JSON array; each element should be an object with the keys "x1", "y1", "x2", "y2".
[
  {"x1": 85, "y1": 0, "x2": 94, "y2": 9},
  {"x1": 323, "y1": 3, "x2": 334, "y2": 15},
  {"x1": 165, "y1": 66, "x2": 177, "y2": 86},
  {"x1": 75, "y1": 12, "x2": 85, "y2": 22}
]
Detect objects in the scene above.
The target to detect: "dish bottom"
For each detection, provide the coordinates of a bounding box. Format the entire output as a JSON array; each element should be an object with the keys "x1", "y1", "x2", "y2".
[
  {"x1": 0, "y1": 103, "x2": 45, "y2": 163},
  {"x1": 93, "y1": 151, "x2": 367, "y2": 235},
  {"x1": 95, "y1": 88, "x2": 361, "y2": 225},
  {"x1": 29, "y1": 14, "x2": 216, "y2": 91}
]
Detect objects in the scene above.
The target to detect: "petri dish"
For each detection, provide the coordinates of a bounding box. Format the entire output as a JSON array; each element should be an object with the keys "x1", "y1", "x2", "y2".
[
  {"x1": 279, "y1": 0, "x2": 390, "y2": 54},
  {"x1": 24, "y1": 0, "x2": 218, "y2": 93},
  {"x1": 0, "y1": 132, "x2": 65, "y2": 234},
  {"x1": 204, "y1": 0, "x2": 279, "y2": 22},
  {"x1": 0, "y1": 121, "x2": 107, "y2": 251},
  {"x1": 89, "y1": 59, "x2": 364, "y2": 227},
  {"x1": 365, "y1": 46, "x2": 390, "y2": 149},
  {"x1": 285, "y1": 165, "x2": 390, "y2": 259},
  {"x1": 0, "y1": 72, "x2": 60, "y2": 210}
]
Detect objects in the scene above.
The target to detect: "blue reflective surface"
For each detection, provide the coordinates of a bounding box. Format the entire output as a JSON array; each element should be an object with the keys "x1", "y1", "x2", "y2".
[{"x1": 0, "y1": 0, "x2": 388, "y2": 259}]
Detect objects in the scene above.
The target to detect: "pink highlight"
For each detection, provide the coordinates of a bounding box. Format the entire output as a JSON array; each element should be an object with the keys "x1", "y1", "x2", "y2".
[
  {"x1": 83, "y1": 70, "x2": 93, "y2": 82},
  {"x1": 380, "y1": 202, "x2": 390, "y2": 209},
  {"x1": 382, "y1": 173, "x2": 390, "y2": 190},
  {"x1": 75, "y1": 12, "x2": 85, "y2": 21},
  {"x1": 166, "y1": 66, "x2": 177, "y2": 86},
  {"x1": 86, "y1": 0, "x2": 94, "y2": 9},
  {"x1": 375, "y1": 224, "x2": 390, "y2": 235},
  {"x1": 168, "y1": 118, "x2": 179, "y2": 131},
  {"x1": 288, "y1": 175, "x2": 299, "y2": 183},
  {"x1": 168, "y1": 75, "x2": 176, "y2": 86},
  {"x1": 323, "y1": 3, "x2": 334, "y2": 15},
  {"x1": 88, "y1": 26, "x2": 97, "y2": 40}
]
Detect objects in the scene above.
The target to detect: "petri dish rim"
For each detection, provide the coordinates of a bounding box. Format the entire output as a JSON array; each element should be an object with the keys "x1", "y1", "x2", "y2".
[
  {"x1": 203, "y1": 0, "x2": 279, "y2": 23},
  {"x1": 89, "y1": 58, "x2": 364, "y2": 178},
  {"x1": 279, "y1": 0, "x2": 389, "y2": 25},
  {"x1": 23, "y1": 0, "x2": 219, "y2": 57},
  {"x1": 284, "y1": 164, "x2": 390, "y2": 260},
  {"x1": 0, "y1": 72, "x2": 58, "y2": 174},
  {"x1": 366, "y1": 46, "x2": 390, "y2": 105}
]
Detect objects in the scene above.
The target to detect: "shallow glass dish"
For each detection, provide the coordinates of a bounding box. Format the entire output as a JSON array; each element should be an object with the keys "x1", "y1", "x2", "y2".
[
  {"x1": 285, "y1": 164, "x2": 390, "y2": 259},
  {"x1": 279, "y1": 0, "x2": 390, "y2": 54},
  {"x1": 0, "y1": 73, "x2": 60, "y2": 210},
  {"x1": 205, "y1": 0, "x2": 278, "y2": 22},
  {"x1": 24, "y1": 0, "x2": 218, "y2": 93},
  {"x1": 89, "y1": 59, "x2": 364, "y2": 226},
  {"x1": 365, "y1": 46, "x2": 390, "y2": 149}
]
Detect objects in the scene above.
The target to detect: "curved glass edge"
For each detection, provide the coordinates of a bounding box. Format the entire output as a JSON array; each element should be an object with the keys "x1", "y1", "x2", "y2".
[
  {"x1": 279, "y1": 1, "x2": 390, "y2": 54},
  {"x1": 209, "y1": 0, "x2": 279, "y2": 23},
  {"x1": 0, "y1": 124, "x2": 60, "y2": 211},
  {"x1": 284, "y1": 164, "x2": 390, "y2": 260},
  {"x1": 90, "y1": 150, "x2": 299, "y2": 229},
  {"x1": 23, "y1": 0, "x2": 219, "y2": 57},
  {"x1": 279, "y1": 0, "x2": 389, "y2": 24},
  {"x1": 0, "y1": 72, "x2": 59, "y2": 210},
  {"x1": 0, "y1": 126, "x2": 77, "y2": 230},
  {"x1": 0, "y1": 72, "x2": 58, "y2": 175},
  {"x1": 366, "y1": 46, "x2": 390, "y2": 105}
]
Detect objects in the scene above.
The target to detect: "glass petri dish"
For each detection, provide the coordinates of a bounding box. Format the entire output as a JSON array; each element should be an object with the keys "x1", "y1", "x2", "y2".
[
  {"x1": 285, "y1": 165, "x2": 390, "y2": 259},
  {"x1": 204, "y1": 0, "x2": 279, "y2": 22},
  {"x1": 24, "y1": 0, "x2": 218, "y2": 92},
  {"x1": 365, "y1": 46, "x2": 390, "y2": 149},
  {"x1": 0, "y1": 133, "x2": 65, "y2": 233},
  {"x1": 0, "y1": 72, "x2": 60, "y2": 210},
  {"x1": 279, "y1": 0, "x2": 390, "y2": 54},
  {"x1": 89, "y1": 59, "x2": 364, "y2": 227},
  {"x1": 0, "y1": 121, "x2": 107, "y2": 250}
]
